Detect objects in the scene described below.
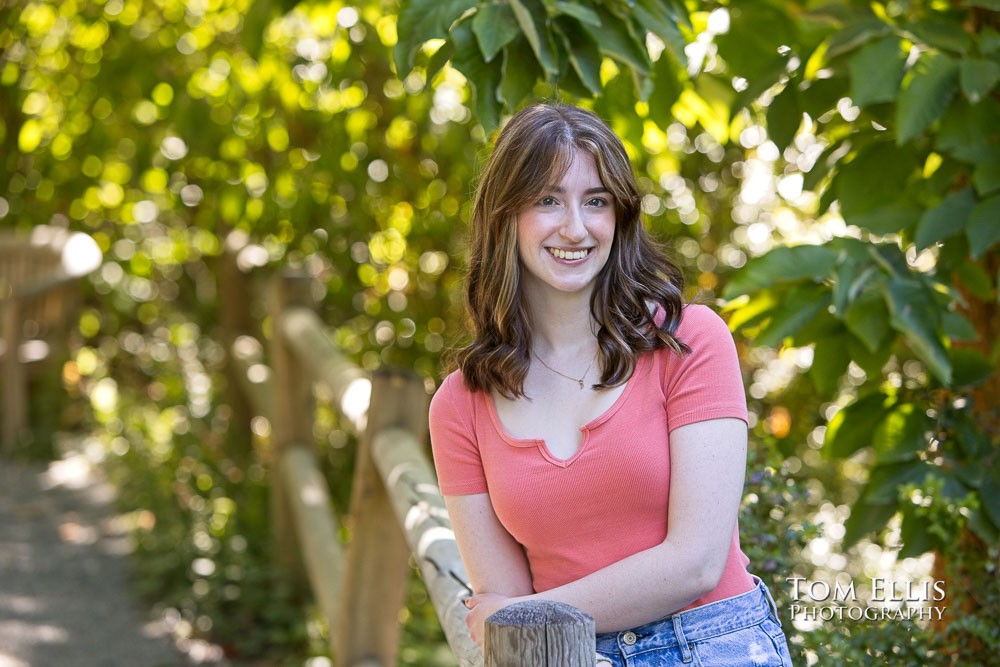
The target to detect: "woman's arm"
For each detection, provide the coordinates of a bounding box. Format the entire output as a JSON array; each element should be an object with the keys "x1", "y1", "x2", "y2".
[
  {"x1": 489, "y1": 417, "x2": 748, "y2": 633},
  {"x1": 444, "y1": 492, "x2": 536, "y2": 598}
]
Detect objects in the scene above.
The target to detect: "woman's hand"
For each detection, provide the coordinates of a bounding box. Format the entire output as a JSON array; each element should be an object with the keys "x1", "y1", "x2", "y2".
[{"x1": 464, "y1": 592, "x2": 523, "y2": 652}]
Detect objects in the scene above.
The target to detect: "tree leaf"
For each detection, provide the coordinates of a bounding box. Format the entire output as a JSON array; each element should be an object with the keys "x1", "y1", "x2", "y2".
[
  {"x1": 845, "y1": 201, "x2": 922, "y2": 235},
  {"x1": 394, "y1": 0, "x2": 477, "y2": 77},
  {"x1": 844, "y1": 501, "x2": 897, "y2": 547},
  {"x1": 647, "y1": 47, "x2": 682, "y2": 125},
  {"x1": 915, "y1": 186, "x2": 977, "y2": 251},
  {"x1": 755, "y1": 284, "x2": 831, "y2": 348},
  {"x1": 936, "y1": 97, "x2": 1000, "y2": 163},
  {"x1": 847, "y1": 332, "x2": 894, "y2": 378},
  {"x1": 973, "y1": 161, "x2": 1000, "y2": 197},
  {"x1": 824, "y1": 391, "x2": 891, "y2": 460},
  {"x1": 905, "y1": 19, "x2": 974, "y2": 55},
  {"x1": 896, "y1": 51, "x2": 959, "y2": 145},
  {"x1": 509, "y1": 0, "x2": 559, "y2": 76},
  {"x1": 836, "y1": 142, "x2": 916, "y2": 225},
  {"x1": 826, "y1": 17, "x2": 891, "y2": 59},
  {"x1": 472, "y1": 2, "x2": 521, "y2": 63},
  {"x1": 500, "y1": 36, "x2": 542, "y2": 111},
  {"x1": 552, "y1": 17, "x2": 602, "y2": 96},
  {"x1": 873, "y1": 403, "x2": 935, "y2": 463},
  {"x1": 954, "y1": 411, "x2": 992, "y2": 458},
  {"x1": 955, "y1": 260, "x2": 994, "y2": 301},
  {"x1": 633, "y1": 0, "x2": 686, "y2": 65},
  {"x1": 581, "y1": 5, "x2": 651, "y2": 75},
  {"x1": 552, "y1": 0, "x2": 600, "y2": 27},
  {"x1": 959, "y1": 58, "x2": 1000, "y2": 104},
  {"x1": 980, "y1": 467, "x2": 1000, "y2": 529},
  {"x1": 883, "y1": 276, "x2": 952, "y2": 385},
  {"x1": 966, "y1": 194, "x2": 1000, "y2": 259},
  {"x1": 941, "y1": 309, "x2": 979, "y2": 341},
  {"x1": 722, "y1": 244, "x2": 839, "y2": 299},
  {"x1": 450, "y1": 15, "x2": 502, "y2": 134},
  {"x1": 809, "y1": 334, "x2": 852, "y2": 394},
  {"x1": 845, "y1": 287, "x2": 889, "y2": 353},
  {"x1": 950, "y1": 346, "x2": 995, "y2": 388},
  {"x1": 898, "y1": 506, "x2": 939, "y2": 558},
  {"x1": 849, "y1": 36, "x2": 906, "y2": 107},
  {"x1": 766, "y1": 81, "x2": 801, "y2": 154}
]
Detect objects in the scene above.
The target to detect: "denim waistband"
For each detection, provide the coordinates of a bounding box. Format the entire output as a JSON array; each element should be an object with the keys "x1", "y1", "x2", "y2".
[{"x1": 595, "y1": 576, "x2": 781, "y2": 658}]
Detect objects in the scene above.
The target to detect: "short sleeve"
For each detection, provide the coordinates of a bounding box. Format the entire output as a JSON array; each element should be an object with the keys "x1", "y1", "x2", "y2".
[
  {"x1": 428, "y1": 372, "x2": 489, "y2": 495},
  {"x1": 661, "y1": 304, "x2": 749, "y2": 432}
]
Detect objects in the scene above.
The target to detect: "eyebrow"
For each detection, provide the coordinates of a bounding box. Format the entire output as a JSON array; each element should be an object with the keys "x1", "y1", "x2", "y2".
[{"x1": 549, "y1": 186, "x2": 612, "y2": 195}]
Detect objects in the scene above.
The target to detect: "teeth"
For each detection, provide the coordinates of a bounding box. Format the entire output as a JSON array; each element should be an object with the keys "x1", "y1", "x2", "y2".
[{"x1": 549, "y1": 248, "x2": 589, "y2": 260}]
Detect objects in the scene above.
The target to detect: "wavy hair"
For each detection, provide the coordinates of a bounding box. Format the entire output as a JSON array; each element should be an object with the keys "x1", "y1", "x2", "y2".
[{"x1": 453, "y1": 103, "x2": 691, "y2": 399}]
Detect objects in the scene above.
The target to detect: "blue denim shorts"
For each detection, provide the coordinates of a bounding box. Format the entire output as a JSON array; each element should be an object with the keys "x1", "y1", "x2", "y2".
[{"x1": 594, "y1": 575, "x2": 794, "y2": 666}]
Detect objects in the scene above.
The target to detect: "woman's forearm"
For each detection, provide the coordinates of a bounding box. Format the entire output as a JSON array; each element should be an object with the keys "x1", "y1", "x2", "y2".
[{"x1": 517, "y1": 538, "x2": 716, "y2": 633}]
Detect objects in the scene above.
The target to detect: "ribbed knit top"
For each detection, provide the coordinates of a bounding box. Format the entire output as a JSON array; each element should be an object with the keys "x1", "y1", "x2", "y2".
[{"x1": 428, "y1": 303, "x2": 755, "y2": 611}]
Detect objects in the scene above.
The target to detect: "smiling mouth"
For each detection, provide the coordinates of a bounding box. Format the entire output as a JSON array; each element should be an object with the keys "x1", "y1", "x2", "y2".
[{"x1": 547, "y1": 247, "x2": 593, "y2": 260}]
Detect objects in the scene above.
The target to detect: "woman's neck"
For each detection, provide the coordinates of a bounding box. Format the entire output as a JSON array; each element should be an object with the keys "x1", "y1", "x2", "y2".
[{"x1": 523, "y1": 286, "x2": 599, "y2": 357}]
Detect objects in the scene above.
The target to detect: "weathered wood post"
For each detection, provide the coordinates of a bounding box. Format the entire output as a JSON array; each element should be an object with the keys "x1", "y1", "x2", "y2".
[
  {"x1": 268, "y1": 270, "x2": 314, "y2": 573},
  {"x1": 335, "y1": 369, "x2": 426, "y2": 667},
  {"x1": 1, "y1": 294, "x2": 24, "y2": 454},
  {"x1": 484, "y1": 601, "x2": 595, "y2": 667},
  {"x1": 217, "y1": 242, "x2": 255, "y2": 462}
]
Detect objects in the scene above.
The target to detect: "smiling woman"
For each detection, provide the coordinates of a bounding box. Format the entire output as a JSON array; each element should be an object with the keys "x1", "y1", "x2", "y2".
[{"x1": 428, "y1": 103, "x2": 793, "y2": 666}]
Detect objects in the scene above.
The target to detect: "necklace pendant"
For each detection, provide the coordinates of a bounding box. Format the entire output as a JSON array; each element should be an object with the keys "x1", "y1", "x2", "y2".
[{"x1": 579, "y1": 380, "x2": 584, "y2": 389}]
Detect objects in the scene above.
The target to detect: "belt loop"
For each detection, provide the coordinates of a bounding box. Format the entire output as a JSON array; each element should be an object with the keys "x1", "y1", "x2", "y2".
[
  {"x1": 672, "y1": 614, "x2": 693, "y2": 663},
  {"x1": 762, "y1": 579, "x2": 783, "y2": 628}
]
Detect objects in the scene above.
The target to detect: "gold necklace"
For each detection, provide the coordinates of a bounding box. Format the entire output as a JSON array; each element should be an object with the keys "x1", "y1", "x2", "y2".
[{"x1": 531, "y1": 348, "x2": 598, "y2": 390}]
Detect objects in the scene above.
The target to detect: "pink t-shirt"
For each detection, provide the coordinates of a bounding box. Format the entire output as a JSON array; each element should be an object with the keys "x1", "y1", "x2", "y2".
[{"x1": 428, "y1": 303, "x2": 755, "y2": 611}]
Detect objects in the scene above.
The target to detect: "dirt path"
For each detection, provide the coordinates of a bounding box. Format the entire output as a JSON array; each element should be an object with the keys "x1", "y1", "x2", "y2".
[{"x1": 0, "y1": 453, "x2": 186, "y2": 666}]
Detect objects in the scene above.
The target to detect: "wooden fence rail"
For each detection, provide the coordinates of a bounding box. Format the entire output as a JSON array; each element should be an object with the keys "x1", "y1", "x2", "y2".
[
  {"x1": 228, "y1": 269, "x2": 596, "y2": 666},
  {"x1": 0, "y1": 227, "x2": 101, "y2": 453}
]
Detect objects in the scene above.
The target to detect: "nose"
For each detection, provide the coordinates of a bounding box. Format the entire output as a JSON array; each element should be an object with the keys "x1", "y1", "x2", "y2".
[{"x1": 559, "y1": 203, "x2": 586, "y2": 242}]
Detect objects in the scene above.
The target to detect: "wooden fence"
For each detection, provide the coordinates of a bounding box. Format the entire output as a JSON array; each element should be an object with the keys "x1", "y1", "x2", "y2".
[
  {"x1": 0, "y1": 226, "x2": 101, "y2": 453},
  {"x1": 228, "y1": 267, "x2": 599, "y2": 666}
]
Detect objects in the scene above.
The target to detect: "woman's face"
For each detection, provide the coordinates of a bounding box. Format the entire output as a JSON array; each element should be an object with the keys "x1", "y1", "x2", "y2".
[{"x1": 515, "y1": 148, "x2": 616, "y2": 301}]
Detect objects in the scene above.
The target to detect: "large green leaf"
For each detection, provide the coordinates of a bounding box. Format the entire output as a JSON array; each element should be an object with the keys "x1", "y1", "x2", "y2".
[
  {"x1": 836, "y1": 142, "x2": 917, "y2": 226},
  {"x1": 896, "y1": 51, "x2": 959, "y2": 144},
  {"x1": 847, "y1": 332, "x2": 894, "y2": 378},
  {"x1": 955, "y1": 260, "x2": 994, "y2": 301},
  {"x1": 551, "y1": 0, "x2": 601, "y2": 27},
  {"x1": 972, "y1": 161, "x2": 1000, "y2": 197},
  {"x1": 766, "y1": 81, "x2": 801, "y2": 154},
  {"x1": 905, "y1": 19, "x2": 974, "y2": 55},
  {"x1": 914, "y1": 186, "x2": 977, "y2": 251},
  {"x1": 509, "y1": 0, "x2": 559, "y2": 77},
  {"x1": 581, "y1": 5, "x2": 651, "y2": 75},
  {"x1": 848, "y1": 35, "x2": 906, "y2": 107},
  {"x1": 981, "y1": 467, "x2": 1000, "y2": 528},
  {"x1": 472, "y1": 2, "x2": 521, "y2": 63},
  {"x1": 722, "y1": 244, "x2": 839, "y2": 298},
  {"x1": 864, "y1": 460, "x2": 933, "y2": 503},
  {"x1": 843, "y1": 501, "x2": 897, "y2": 547},
  {"x1": 826, "y1": 17, "x2": 891, "y2": 59},
  {"x1": 844, "y1": 287, "x2": 889, "y2": 353},
  {"x1": 633, "y1": 0, "x2": 686, "y2": 64},
  {"x1": 898, "y1": 506, "x2": 939, "y2": 558},
  {"x1": 823, "y1": 391, "x2": 891, "y2": 459},
  {"x1": 809, "y1": 334, "x2": 852, "y2": 394},
  {"x1": 450, "y1": 15, "x2": 502, "y2": 134},
  {"x1": 936, "y1": 98, "x2": 1000, "y2": 163},
  {"x1": 394, "y1": 0, "x2": 478, "y2": 77},
  {"x1": 954, "y1": 411, "x2": 992, "y2": 458},
  {"x1": 959, "y1": 58, "x2": 1000, "y2": 104},
  {"x1": 873, "y1": 403, "x2": 935, "y2": 463},
  {"x1": 949, "y1": 346, "x2": 995, "y2": 388},
  {"x1": 553, "y1": 17, "x2": 602, "y2": 96},
  {"x1": 967, "y1": 194, "x2": 1000, "y2": 259},
  {"x1": 883, "y1": 276, "x2": 952, "y2": 385},
  {"x1": 755, "y1": 284, "x2": 831, "y2": 347},
  {"x1": 647, "y1": 48, "x2": 682, "y2": 126},
  {"x1": 500, "y1": 36, "x2": 543, "y2": 110}
]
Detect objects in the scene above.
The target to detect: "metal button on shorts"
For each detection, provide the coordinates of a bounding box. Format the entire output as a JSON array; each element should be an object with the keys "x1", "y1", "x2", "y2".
[{"x1": 622, "y1": 631, "x2": 637, "y2": 646}]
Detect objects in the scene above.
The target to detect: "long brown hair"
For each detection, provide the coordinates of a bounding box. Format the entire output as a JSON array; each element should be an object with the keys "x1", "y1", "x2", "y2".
[{"x1": 453, "y1": 103, "x2": 691, "y2": 399}]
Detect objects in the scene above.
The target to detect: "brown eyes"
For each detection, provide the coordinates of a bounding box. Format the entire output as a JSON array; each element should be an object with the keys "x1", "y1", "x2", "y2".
[{"x1": 537, "y1": 197, "x2": 609, "y2": 207}]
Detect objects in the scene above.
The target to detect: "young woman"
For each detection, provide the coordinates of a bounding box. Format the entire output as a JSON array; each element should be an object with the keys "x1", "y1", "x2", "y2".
[{"x1": 428, "y1": 103, "x2": 794, "y2": 666}]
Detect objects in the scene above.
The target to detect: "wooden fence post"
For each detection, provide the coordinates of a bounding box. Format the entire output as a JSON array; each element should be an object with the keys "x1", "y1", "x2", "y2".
[
  {"x1": 217, "y1": 246, "x2": 254, "y2": 463},
  {"x1": 484, "y1": 601, "x2": 595, "y2": 667},
  {"x1": 1, "y1": 296, "x2": 25, "y2": 454},
  {"x1": 268, "y1": 270, "x2": 314, "y2": 573},
  {"x1": 335, "y1": 369, "x2": 426, "y2": 667}
]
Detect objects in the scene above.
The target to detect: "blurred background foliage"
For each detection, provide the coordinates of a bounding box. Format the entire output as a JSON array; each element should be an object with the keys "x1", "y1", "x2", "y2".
[{"x1": 1, "y1": 0, "x2": 998, "y2": 664}]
